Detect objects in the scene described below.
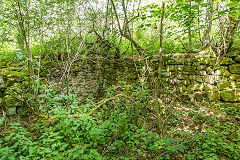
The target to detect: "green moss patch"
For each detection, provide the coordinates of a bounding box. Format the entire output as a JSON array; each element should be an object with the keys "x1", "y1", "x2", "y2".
[
  {"x1": 235, "y1": 90, "x2": 240, "y2": 101},
  {"x1": 220, "y1": 57, "x2": 234, "y2": 66},
  {"x1": 234, "y1": 56, "x2": 240, "y2": 63},
  {"x1": 220, "y1": 90, "x2": 234, "y2": 102},
  {"x1": 229, "y1": 64, "x2": 240, "y2": 74},
  {"x1": 217, "y1": 81, "x2": 235, "y2": 90},
  {"x1": 229, "y1": 74, "x2": 240, "y2": 81}
]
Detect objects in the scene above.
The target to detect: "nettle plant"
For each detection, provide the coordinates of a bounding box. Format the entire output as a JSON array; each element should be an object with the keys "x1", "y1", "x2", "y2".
[
  {"x1": 0, "y1": 83, "x2": 158, "y2": 159},
  {"x1": 1, "y1": 82, "x2": 240, "y2": 160}
]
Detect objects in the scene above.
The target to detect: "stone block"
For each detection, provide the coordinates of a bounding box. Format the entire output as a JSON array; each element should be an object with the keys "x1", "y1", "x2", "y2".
[
  {"x1": 200, "y1": 71, "x2": 207, "y2": 76},
  {"x1": 197, "y1": 65, "x2": 207, "y2": 71},
  {"x1": 216, "y1": 68, "x2": 231, "y2": 77},
  {"x1": 190, "y1": 75, "x2": 204, "y2": 83},
  {"x1": 7, "y1": 107, "x2": 17, "y2": 116},
  {"x1": 183, "y1": 65, "x2": 196, "y2": 72},
  {"x1": 236, "y1": 82, "x2": 240, "y2": 88},
  {"x1": 219, "y1": 89, "x2": 240, "y2": 102},
  {"x1": 167, "y1": 65, "x2": 176, "y2": 72},
  {"x1": 194, "y1": 91, "x2": 210, "y2": 102},
  {"x1": 217, "y1": 81, "x2": 235, "y2": 90},
  {"x1": 183, "y1": 80, "x2": 191, "y2": 86},
  {"x1": 235, "y1": 90, "x2": 240, "y2": 101},
  {"x1": 197, "y1": 57, "x2": 208, "y2": 65},
  {"x1": 207, "y1": 59, "x2": 216, "y2": 66},
  {"x1": 167, "y1": 58, "x2": 183, "y2": 65},
  {"x1": 210, "y1": 86, "x2": 220, "y2": 101},
  {"x1": 204, "y1": 75, "x2": 215, "y2": 84},
  {"x1": 234, "y1": 56, "x2": 240, "y2": 63},
  {"x1": 220, "y1": 57, "x2": 234, "y2": 66},
  {"x1": 176, "y1": 65, "x2": 183, "y2": 71},
  {"x1": 177, "y1": 74, "x2": 189, "y2": 80},
  {"x1": 202, "y1": 83, "x2": 213, "y2": 91},
  {"x1": 229, "y1": 74, "x2": 240, "y2": 81},
  {"x1": 220, "y1": 103, "x2": 240, "y2": 111},
  {"x1": 188, "y1": 81, "x2": 200, "y2": 91},
  {"x1": 229, "y1": 64, "x2": 240, "y2": 74},
  {"x1": 220, "y1": 90, "x2": 234, "y2": 102},
  {"x1": 213, "y1": 75, "x2": 229, "y2": 83}
]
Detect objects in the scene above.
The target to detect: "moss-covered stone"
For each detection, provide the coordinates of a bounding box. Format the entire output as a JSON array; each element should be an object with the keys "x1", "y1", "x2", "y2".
[
  {"x1": 229, "y1": 74, "x2": 240, "y2": 81},
  {"x1": 43, "y1": 61, "x2": 58, "y2": 67},
  {"x1": 1, "y1": 69, "x2": 27, "y2": 81},
  {"x1": 213, "y1": 76, "x2": 229, "y2": 84},
  {"x1": 229, "y1": 64, "x2": 240, "y2": 74},
  {"x1": 234, "y1": 56, "x2": 240, "y2": 63},
  {"x1": 202, "y1": 84, "x2": 213, "y2": 91},
  {"x1": 221, "y1": 103, "x2": 240, "y2": 111},
  {"x1": 39, "y1": 71, "x2": 47, "y2": 77},
  {"x1": 188, "y1": 81, "x2": 202, "y2": 91},
  {"x1": 217, "y1": 81, "x2": 235, "y2": 90},
  {"x1": 197, "y1": 65, "x2": 207, "y2": 71},
  {"x1": 197, "y1": 57, "x2": 208, "y2": 65},
  {"x1": 217, "y1": 68, "x2": 231, "y2": 77},
  {"x1": 236, "y1": 82, "x2": 240, "y2": 88},
  {"x1": 167, "y1": 58, "x2": 182, "y2": 65},
  {"x1": 235, "y1": 90, "x2": 240, "y2": 101},
  {"x1": 167, "y1": 65, "x2": 176, "y2": 72},
  {"x1": 179, "y1": 85, "x2": 188, "y2": 93},
  {"x1": 191, "y1": 75, "x2": 204, "y2": 83},
  {"x1": 220, "y1": 90, "x2": 234, "y2": 102},
  {"x1": 0, "y1": 98, "x2": 3, "y2": 108},
  {"x1": 183, "y1": 65, "x2": 196, "y2": 72},
  {"x1": 177, "y1": 74, "x2": 189, "y2": 80},
  {"x1": 207, "y1": 59, "x2": 216, "y2": 66},
  {"x1": 211, "y1": 86, "x2": 220, "y2": 101},
  {"x1": 194, "y1": 91, "x2": 210, "y2": 102},
  {"x1": 17, "y1": 106, "x2": 29, "y2": 117},
  {"x1": 220, "y1": 57, "x2": 234, "y2": 66},
  {"x1": 128, "y1": 74, "x2": 138, "y2": 80},
  {"x1": 136, "y1": 117, "x2": 143, "y2": 128},
  {"x1": 203, "y1": 75, "x2": 215, "y2": 84},
  {"x1": 49, "y1": 85, "x2": 61, "y2": 92},
  {"x1": 3, "y1": 95, "x2": 23, "y2": 116}
]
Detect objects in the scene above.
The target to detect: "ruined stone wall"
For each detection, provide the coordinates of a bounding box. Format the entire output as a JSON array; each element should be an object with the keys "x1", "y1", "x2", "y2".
[
  {"x1": 164, "y1": 52, "x2": 240, "y2": 106},
  {"x1": 47, "y1": 53, "x2": 240, "y2": 105},
  {"x1": 57, "y1": 53, "x2": 240, "y2": 107},
  {"x1": 47, "y1": 57, "x2": 140, "y2": 97},
  {"x1": 1, "y1": 52, "x2": 240, "y2": 118},
  {"x1": 70, "y1": 58, "x2": 139, "y2": 96}
]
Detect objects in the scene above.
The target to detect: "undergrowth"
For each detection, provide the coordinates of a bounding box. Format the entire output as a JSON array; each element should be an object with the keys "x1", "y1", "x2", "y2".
[{"x1": 0, "y1": 83, "x2": 239, "y2": 159}]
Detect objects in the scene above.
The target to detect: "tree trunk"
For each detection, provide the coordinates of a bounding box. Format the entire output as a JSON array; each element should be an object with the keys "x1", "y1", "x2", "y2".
[
  {"x1": 202, "y1": 0, "x2": 213, "y2": 47},
  {"x1": 188, "y1": 0, "x2": 192, "y2": 47},
  {"x1": 155, "y1": 0, "x2": 165, "y2": 134}
]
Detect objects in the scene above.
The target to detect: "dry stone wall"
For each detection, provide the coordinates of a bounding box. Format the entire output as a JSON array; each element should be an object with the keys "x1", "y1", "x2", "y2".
[
  {"x1": 47, "y1": 57, "x2": 139, "y2": 97},
  {"x1": 165, "y1": 53, "x2": 240, "y2": 105},
  {"x1": 47, "y1": 52, "x2": 240, "y2": 107},
  {"x1": 2, "y1": 52, "x2": 239, "y2": 119}
]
